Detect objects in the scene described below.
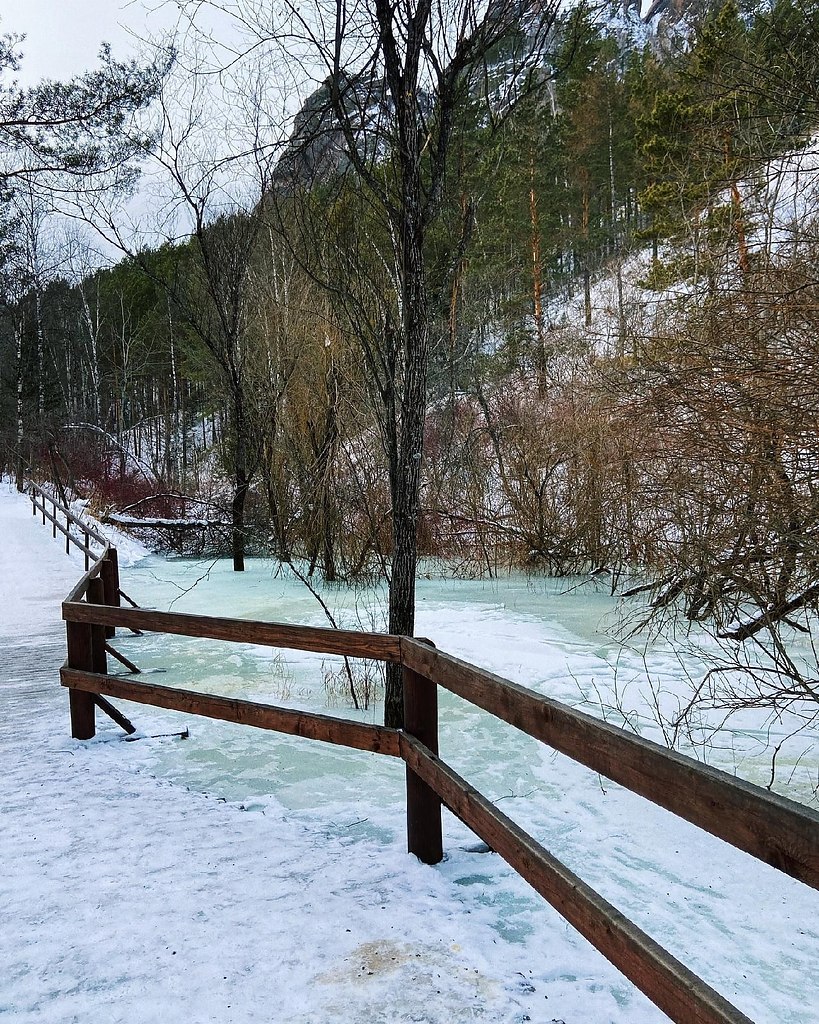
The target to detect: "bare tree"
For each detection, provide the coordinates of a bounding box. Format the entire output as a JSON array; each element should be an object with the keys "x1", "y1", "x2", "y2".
[
  {"x1": 177, "y1": 0, "x2": 565, "y2": 724},
  {"x1": 577, "y1": 238, "x2": 819, "y2": 778},
  {"x1": 81, "y1": 45, "x2": 288, "y2": 568}
]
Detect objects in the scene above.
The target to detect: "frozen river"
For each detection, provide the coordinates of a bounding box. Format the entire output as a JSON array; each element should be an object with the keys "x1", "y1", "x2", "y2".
[
  {"x1": 103, "y1": 554, "x2": 819, "y2": 1023},
  {"x1": 116, "y1": 556, "x2": 819, "y2": 808}
]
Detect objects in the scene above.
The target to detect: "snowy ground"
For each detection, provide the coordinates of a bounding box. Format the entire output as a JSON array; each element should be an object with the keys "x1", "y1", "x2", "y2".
[{"x1": 2, "y1": 481, "x2": 818, "y2": 1024}]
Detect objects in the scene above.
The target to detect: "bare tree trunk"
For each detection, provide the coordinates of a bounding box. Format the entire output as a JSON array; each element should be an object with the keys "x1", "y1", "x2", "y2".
[
  {"x1": 168, "y1": 306, "x2": 181, "y2": 487},
  {"x1": 78, "y1": 283, "x2": 102, "y2": 424},
  {"x1": 582, "y1": 187, "x2": 592, "y2": 328},
  {"x1": 385, "y1": 212, "x2": 429, "y2": 728},
  {"x1": 15, "y1": 319, "x2": 25, "y2": 491},
  {"x1": 34, "y1": 286, "x2": 46, "y2": 419},
  {"x1": 530, "y1": 156, "x2": 547, "y2": 384},
  {"x1": 231, "y1": 393, "x2": 250, "y2": 572},
  {"x1": 730, "y1": 180, "x2": 751, "y2": 275},
  {"x1": 232, "y1": 467, "x2": 249, "y2": 571},
  {"x1": 319, "y1": 371, "x2": 340, "y2": 582},
  {"x1": 616, "y1": 261, "x2": 626, "y2": 360}
]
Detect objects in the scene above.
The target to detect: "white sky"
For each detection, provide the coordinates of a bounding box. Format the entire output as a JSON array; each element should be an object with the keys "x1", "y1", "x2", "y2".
[
  {"x1": 2, "y1": 0, "x2": 665, "y2": 90},
  {"x1": 1, "y1": 0, "x2": 175, "y2": 86}
]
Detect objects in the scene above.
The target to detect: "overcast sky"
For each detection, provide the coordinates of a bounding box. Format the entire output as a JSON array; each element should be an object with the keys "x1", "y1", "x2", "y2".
[{"x1": 2, "y1": 1, "x2": 174, "y2": 86}]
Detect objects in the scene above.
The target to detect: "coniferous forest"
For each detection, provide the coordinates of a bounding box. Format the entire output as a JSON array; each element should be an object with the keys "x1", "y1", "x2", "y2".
[{"x1": 2, "y1": 0, "x2": 819, "y2": 727}]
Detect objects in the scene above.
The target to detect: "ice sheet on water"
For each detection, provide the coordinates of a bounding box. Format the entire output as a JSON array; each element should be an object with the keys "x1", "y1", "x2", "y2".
[{"x1": 106, "y1": 553, "x2": 819, "y2": 1024}]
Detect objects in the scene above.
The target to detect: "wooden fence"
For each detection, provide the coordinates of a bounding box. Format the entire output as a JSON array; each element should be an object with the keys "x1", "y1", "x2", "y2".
[{"x1": 30, "y1": 482, "x2": 819, "y2": 1024}]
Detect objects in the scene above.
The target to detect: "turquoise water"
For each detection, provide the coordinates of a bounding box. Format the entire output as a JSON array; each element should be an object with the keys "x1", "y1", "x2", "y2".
[
  {"x1": 97, "y1": 555, "x2": 819, "y2": 1024},
  {"x1": 109, "y1": 555, "x2": 818, "y2": 810}
]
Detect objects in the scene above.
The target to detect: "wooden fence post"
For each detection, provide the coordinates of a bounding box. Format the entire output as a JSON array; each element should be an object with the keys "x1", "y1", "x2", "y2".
[
  {"x1": 100, "y1": 549, "x2": 120, "y2": 639},
  {"x1": 51, "y1": 498, "x2": 56, "y2": 539},
  {"x1": 66, "y1": 619, "x2": 95, "y2": 740},
  {"x1": 65, "y1": 512, "x2": 70, "y2": 554},
  {"x1": 84, "y1": 530, "x2": 90, "y2": 570},
  {"x1": 403, "y1": 665, "x2": 443, "y2": 864},
  {"x1": 87, "y1": 577, "x2": 109, "y2": 674}
]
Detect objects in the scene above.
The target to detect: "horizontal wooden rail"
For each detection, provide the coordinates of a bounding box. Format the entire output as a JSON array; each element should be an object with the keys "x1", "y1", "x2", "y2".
[
  {"x1": 61, "y1": 666, "x2": 402, "y2": 756},
  {"x1": 401, "y1": 638, "x2": 819, "y2": 890},
  {"x1": 63, "y1": 602, "x2": 403, "y2": 662},
  {"x1": 31, "y1": 499, "x2": 101, "y2": 555},
  {"x1": 400, "y1": 734, "x2": 753, "y2": 1024},
  {"x1": 64, "y1": 561, "x2": 106, "y2": 604}
]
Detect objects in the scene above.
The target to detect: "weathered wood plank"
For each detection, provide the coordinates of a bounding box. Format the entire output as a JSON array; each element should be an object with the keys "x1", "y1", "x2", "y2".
[
  {"x1": 63, "y1": 602, "x2": 403, "y2": 663},
  {"x1": 403, "y1": 667, "x2": 443, "y2": 864},
  {"x1": 87, "y1": 578, "x2": 108, "y2": 675},
  {"x1": 60, "y1": 667, "x2": 402, "y2": 756},
  {"x1": 66, "y1": 623, "x2": 95, "y2": 740},
  {"x1": 100, "y1": 548, "x2": 120, "y2": 638},
  {"x1": 401, "y1": 638, "x2": 819, "y2": 890},
  {"x1": 400, "y1": 733, "x2": 754, "y2": 1024}
]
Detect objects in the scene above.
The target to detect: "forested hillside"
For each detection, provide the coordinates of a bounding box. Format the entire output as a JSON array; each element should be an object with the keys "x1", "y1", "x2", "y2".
[{"x1": 2, "y1": 0, "x2": 819, "y2": 725}]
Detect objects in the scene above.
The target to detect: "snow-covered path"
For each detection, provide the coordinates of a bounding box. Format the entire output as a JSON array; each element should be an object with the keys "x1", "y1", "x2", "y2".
[{"x1": 0, "y1": 482, "x2": 669, "y2": 1024}]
